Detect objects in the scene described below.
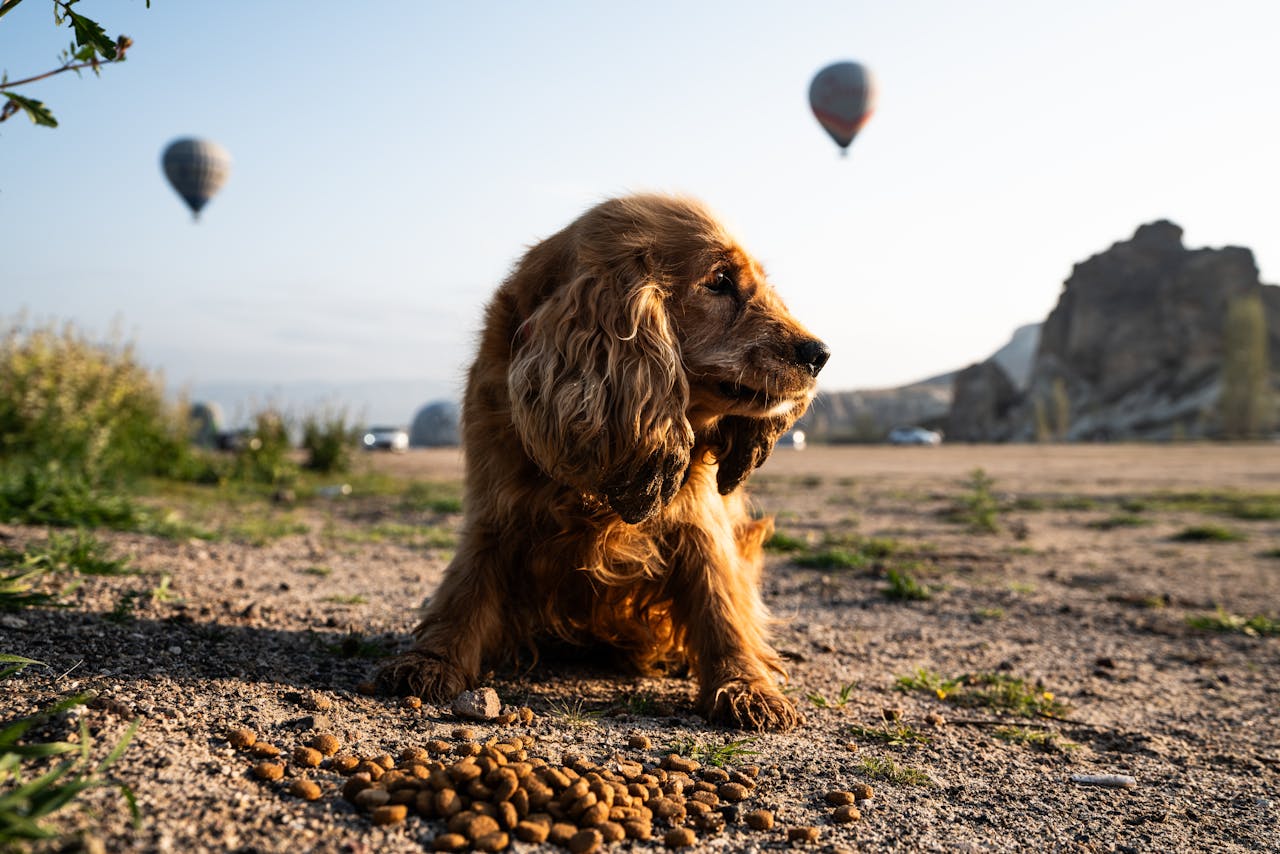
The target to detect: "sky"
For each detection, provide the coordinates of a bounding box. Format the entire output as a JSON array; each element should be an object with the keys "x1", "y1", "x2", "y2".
[{"x1": 4, "y1": 2, "x2": 1279, "y2": 425}]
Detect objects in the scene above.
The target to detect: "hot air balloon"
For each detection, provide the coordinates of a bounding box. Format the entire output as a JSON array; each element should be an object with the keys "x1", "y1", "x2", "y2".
[
  {"x1": 161, "y1": 137, "x2": 231, "y2": 220},
  {"x1": 808, "y1": 61, "x2": 875, "y2": 155}
]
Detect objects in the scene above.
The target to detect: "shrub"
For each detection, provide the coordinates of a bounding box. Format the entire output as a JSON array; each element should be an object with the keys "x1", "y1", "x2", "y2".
[
  {"x1": 0, "y1": 318, "x2": 189, "y2": 482},
  {"x1": 301, "y1": 409, "x2": 358, "y2": 474}
]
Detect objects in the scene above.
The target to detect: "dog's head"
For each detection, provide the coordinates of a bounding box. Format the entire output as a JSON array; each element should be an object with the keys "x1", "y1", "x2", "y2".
[{"x1": 506, "y1": 194, "x2": 828, "y2": 523}]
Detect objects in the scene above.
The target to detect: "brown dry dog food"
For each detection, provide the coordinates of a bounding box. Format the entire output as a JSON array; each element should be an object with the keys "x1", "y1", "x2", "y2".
[
  {"x1": 250, "y1": 743, "x2": 281, "y2": 758},
  {"x1": 787, "y1": 825, "x2": 821, "y2": 843},
  {"x1": 372, "y1": 804, "x2": 408, "y2": 826},
  {"x1": 252, "y1": 761, "x2": 284, "y2": 782},
  {"x1": 824, "y1": 789, "x2": 855, "y2": 806},
  {"x1": 744, "y1": 809, "x2": 774, "y2": 830},
  {"x1": 664, "y1": 827, "x2": 697, "y2": 848},
  {"x1": 331, "y1": 754, "x2": 359, "y2": 774},
  {"x1": 832, "y1": 804, "x2": 862, "y2": 823},
  {"x1": 310, "y1": 733, "x2": 341, "y2": 757},
  {"x1": 569, "y1": 828, "x2": 603, "y2": 853},
  {"x1": 292, "y1": 747, "x2": 323, "y2": 768},
  {"x1": 227, "y1": 728, "x2": 256, "y2": 749},
  {"x1": 473, "y1": 831, "x2": 508, "y2": 852},
  {"x1": 515, "y1": 821, "x2": 550, "y2": 843},
  {"x1": 289, "y1": 779, "x2": 322, "y2": 801},
  {"x1": 851, "y1": 781, "x2": 875, "y2": 800},
  {"x1": 431, "y1": 833, "x2": 468, "y2": 852}
]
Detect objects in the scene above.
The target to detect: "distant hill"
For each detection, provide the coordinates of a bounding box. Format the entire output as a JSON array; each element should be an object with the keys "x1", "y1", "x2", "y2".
[{"x1": 796, "y1": 324, "x2": 1040, "y2": 443}]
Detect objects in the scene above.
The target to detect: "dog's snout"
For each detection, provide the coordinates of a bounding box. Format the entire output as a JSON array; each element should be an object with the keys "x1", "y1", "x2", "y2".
[{"x1": 794, "y1": 338, "x2": 830, "y2": 377}]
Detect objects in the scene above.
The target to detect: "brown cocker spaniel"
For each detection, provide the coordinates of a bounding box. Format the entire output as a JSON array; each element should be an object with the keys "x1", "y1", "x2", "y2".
[{"x1": 378, "y1": 194, "x2": 829, "y2": 730}]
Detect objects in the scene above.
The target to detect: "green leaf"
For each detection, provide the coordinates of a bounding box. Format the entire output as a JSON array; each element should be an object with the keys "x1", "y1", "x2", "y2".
[
  {"x1": 65, "y1": 9, "x2": 116, "y2": 60},
  {"x1": 0, "y1": 0, "x2": 27, "y2": 20},
  {"x1": 2, "y1": 93, "x2": 58, "y2": 128}
]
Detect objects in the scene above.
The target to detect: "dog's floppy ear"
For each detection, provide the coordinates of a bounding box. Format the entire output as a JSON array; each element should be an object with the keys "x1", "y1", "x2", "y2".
[
  {"x1": 711, "y1": 415, "x2": 792, "y2": 495},
  {"x1": 508, "y1": 251, "x2": 694, "y2": 524}
]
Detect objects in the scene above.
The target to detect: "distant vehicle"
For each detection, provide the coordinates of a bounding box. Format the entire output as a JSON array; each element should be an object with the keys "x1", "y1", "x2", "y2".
[
  {"x1": 362, "y1": 426, "x2": 409, "y2": 452},
  {"x1": 779, "y1": 430, "x2": 807, "y2": 450},
  {"x1": 887, "y1": 426, "x2": 942, "y2": 446}
]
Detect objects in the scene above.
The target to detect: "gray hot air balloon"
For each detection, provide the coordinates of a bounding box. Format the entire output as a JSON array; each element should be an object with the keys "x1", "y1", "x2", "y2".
[
  {"x1": 161, "y1": 137, "x2": 231, "y2": 220},
  {"x1": 809, "y1": 61, "x2": 875, "y2": 155}
]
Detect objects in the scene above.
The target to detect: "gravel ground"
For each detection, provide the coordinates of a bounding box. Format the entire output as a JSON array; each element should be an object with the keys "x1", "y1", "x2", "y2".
[{"x1": 2, "y1": 444, "x2": 1278, "y2": 853}]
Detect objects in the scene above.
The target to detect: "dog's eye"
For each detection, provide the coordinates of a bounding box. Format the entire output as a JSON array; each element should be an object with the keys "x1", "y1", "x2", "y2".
[{"x1": 705, "y1": 271, "x2": 736, "y2": 296}]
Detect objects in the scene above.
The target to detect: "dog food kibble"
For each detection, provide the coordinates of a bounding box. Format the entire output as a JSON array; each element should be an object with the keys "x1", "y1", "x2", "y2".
[
  {"x1": 289, "y1": 779, "x2": 322, "y2": 801},
  {"x1": 548, "y1": 823, "x2": 578, "y2": 846},
  {"x1": 745, "y1": 809, "x2": 775, "y2": 830},
  {"x1": 401, "y1": 695, "x2": 423, "y2": 710},
  {"x1": 518, "y1": 706, "x2": 536, "y2": 724},
  {"x1": 851, "y1": 781, "x2": 874, "y2": 800},
  {"x1": 661, "y1": 754, "x2": 699, "y2": 774},
  {"x1": 787, "y1": 826, "x2": 822, "y2": 844},
  {"x1": 832, "y1": 804, "x2": 862, "y2": 823},
  {"x1": 309, "y1": 733, "x2": 341, "y2": 757},
  {"x1": 372, "y1": 804, "x2": 407, "y2": 826},
  {"x1": 623, "y1": 820, "x2": 653, "y2": 840},
  {"x1": 515, "y1": 821, "x2": 550, "y2": 843},
  {"x1": 452, "y1": 727, "x2": 475, "y2": 740},
  {"x1": 227, "y1": 728, "x2": 256, "y2": 749},
  {"x1": 496, "y1": 712, "x2": 518, "y2": 725},
  {"x1": 354, "y1": 787, "x2": 390, "y2": 809},
  {"x1": 824, "y1": 789, "x2": 855, "y2": 806},
  {"x1": 569, "y1": 828, "x2": 603, "y2": 853},
  {"x1": 292, "y1": 746, "x2": 323, "y2": 768},
  {"x1": 473, "y1": 831, "x2": 509, "y2": 852},
  {"x1": 718, "y1": 782, "x2": 750, "y2": 803},
  {"x1": 330, "y1": 754, "x2": 359, "y2": 774},
  {"x1": 599, "y1": 821, "x2": 626, "y2": 843},
  {"x1": 250, "y1": 742, "x2": 281, "y2": 758},
  {"x1": 252, "y1": 761, "x2": 284, "y2": 781},
  {"x1": 663, "y1": 827, "x2": 697, "y2": 848},
  {"x1": 628, "y1": 734, "x2": 652, "y2": 750},
  {"x1": 465, "y1": 814, "x2": 500, "y2": 841},
  {"x1": 432, "y1": 832, "x2": 468, "y2": 852}
]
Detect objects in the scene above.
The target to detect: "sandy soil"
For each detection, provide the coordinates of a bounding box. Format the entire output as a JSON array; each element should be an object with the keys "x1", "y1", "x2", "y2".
[{"x1": 3, "y1": 444, "x2": 1278, "y2": 852}]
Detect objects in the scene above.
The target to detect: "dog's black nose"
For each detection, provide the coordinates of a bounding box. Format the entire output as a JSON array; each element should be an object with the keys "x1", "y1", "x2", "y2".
[{"x1": 794, "y1": 338, "x2": 830, "y2": 377}]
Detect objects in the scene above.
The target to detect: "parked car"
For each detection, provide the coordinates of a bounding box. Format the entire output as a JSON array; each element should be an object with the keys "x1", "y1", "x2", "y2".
[
  {"x1": 778, "y1": 430, "x2": 807, "y2": 450},
  {"x1": 887, "y1": 426, "x2": 942, "y2": 446},
  {"x1": 361, "y1": 425, "x2": 409, "y2": 452}
]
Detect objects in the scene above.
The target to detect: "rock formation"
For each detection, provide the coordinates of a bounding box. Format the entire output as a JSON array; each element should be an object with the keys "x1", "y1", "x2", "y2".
[{"x1": 949, "y1": 221, "x2": 1279, "y2": 441}]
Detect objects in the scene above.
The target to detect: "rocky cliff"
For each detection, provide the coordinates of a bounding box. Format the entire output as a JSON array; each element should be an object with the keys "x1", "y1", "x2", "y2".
[{"x1": 949, "y1": 221, "x2": 1279, "y2": 441}]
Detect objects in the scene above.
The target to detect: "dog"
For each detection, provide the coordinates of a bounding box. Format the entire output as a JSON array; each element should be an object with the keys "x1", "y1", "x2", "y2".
[{"x1": 377, "y1": 194, "x2": 829, "y2": 730}]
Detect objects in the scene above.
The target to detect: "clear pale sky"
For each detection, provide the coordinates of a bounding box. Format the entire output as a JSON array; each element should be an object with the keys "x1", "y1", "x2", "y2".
[{"x1": 4, "y1": 2, "x2": 1278, "y2": 423}]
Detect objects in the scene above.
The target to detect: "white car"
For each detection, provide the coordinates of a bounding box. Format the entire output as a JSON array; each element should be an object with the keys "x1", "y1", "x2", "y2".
[
  {"x1": 362, "y1": 426, "x2": 409, "y2": 452},
  {"x1": 887, "y1": 426, "x2": 942, "y2": 446}
]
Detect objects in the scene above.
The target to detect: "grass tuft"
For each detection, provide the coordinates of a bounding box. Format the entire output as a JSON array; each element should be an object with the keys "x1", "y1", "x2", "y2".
[
  {"x1": 883, "y1": 566, "x2": 931, "y2": 601},
  {"x1": 667, "y1": 736, "x2": 759, "y2": 767},
  {"x1": 1186, "y1": 607, "x2": 1279, "y2": 637},
  {"x1": 896, "y1": 668, "x2": 1068, "y2": 718},
  {"x1": 807, "y1": 681, "x2": 856, "y2": 710},
  {"x1": 1171, "y1": 524, "x2": 1246, "y2": 543},
  {"x1": 854, "y1": 754, "x2": 933, "y2": 787}
]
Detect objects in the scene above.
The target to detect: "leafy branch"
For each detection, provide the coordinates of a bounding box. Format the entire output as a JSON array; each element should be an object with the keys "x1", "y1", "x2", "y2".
[{"x1": 0, "y1": 0, "x2": 144, "y2": 127}]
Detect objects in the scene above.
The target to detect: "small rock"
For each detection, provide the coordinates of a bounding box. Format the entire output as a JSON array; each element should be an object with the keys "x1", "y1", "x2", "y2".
[{"x1": 451, "y1": 687, "x2": 501, "y2": 721}]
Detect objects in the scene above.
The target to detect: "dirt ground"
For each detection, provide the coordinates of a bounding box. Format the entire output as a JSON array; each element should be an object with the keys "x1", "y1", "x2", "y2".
[{"x1": 3, "y1": 444, "x2": 1278, "y2": 852}]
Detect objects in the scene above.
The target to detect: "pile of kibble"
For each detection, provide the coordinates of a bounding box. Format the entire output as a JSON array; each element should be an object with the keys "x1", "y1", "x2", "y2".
[{"x1": 225, "y1": 714, "x2": 872, "y2": 851}]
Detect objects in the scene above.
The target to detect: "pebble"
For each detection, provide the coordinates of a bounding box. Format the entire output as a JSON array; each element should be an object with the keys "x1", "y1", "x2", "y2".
[{"x1": 451, "y1": 688, "x2": 501, "y2": 720}]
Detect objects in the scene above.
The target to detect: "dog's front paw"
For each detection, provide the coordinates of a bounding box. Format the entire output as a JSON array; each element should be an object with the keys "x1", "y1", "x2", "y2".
[
  {"x1": 704, "y1": 679, "x2": 801, "y2": 731},
  {"x1": 374, "y1": 651, "x2": 472, "y2": 702}
]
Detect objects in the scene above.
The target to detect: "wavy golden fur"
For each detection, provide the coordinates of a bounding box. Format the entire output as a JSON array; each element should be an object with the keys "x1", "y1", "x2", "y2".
[{"x1": 377, "y1": 194, "x2": 829, "y2": 730}]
